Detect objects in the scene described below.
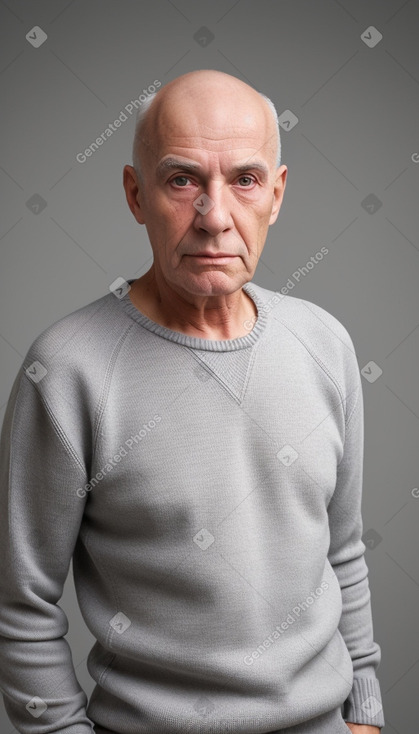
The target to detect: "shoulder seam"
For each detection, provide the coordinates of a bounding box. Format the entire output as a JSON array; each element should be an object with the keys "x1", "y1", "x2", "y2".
[
  {"x1": 22, "y1": 372, "x2": 87, "y2": 475},
  {"x1": 344, "y1": 379, "x2": 362, "y2": 435},
  {"x1": 300, "y1": 300, "x2": 356, "y2": 360},
  {"x1": 276, "y1": 317, "x2": 346, "y2": 410},
  {"x1": 34, "y1": 297, "x2": 112, "y2": 369},
  {"x1": 92, "y1": 322, "x2": 135, "y2": 452}
]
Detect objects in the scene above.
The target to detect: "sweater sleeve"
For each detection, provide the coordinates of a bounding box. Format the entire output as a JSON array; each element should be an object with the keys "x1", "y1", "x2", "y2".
[
  {"x1": 0, "y1": 366, "x2": 95, "y2": 733},
  {"x1": 327, "y1": 364, "x2": 385, "y2": 729}
]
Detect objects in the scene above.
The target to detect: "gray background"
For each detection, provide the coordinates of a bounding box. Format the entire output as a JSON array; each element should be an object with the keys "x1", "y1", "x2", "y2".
[{"x1": 1, "y1": 1, "x2": 418, "y2": 732}]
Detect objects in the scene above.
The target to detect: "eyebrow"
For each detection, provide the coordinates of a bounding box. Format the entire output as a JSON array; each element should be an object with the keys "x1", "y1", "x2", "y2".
[{"x1": 155, "y1": 157, "x2": 270, "y2": 180}]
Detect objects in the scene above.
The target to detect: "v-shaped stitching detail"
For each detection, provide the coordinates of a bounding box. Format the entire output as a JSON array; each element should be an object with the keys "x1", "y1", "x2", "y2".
[{"x1": 185, "y1": 344, "x2": 260, "y2": 406}]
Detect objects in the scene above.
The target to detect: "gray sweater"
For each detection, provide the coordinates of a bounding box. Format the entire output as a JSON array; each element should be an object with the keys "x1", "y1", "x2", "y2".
[{"x1": 0, "y1": 280, "x2": 384, "y2": 733}]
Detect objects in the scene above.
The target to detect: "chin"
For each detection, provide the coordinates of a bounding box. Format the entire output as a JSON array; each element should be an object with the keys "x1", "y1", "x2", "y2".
[{"x1": 177, "y1": 270, "x2": 245, "y2": 296}]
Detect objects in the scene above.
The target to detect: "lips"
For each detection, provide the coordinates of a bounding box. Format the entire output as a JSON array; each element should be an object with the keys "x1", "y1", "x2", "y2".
[{"x1": 190, "y1": 252, "x2": 236, "y2": 257}]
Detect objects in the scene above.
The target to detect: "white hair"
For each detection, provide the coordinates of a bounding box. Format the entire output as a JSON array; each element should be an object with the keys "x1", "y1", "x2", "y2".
[
  {"x1": 132, "y1": 93, "x2": 158, "y2": 179},
  {"x1": 132, "y1": 87, "x2": 281, "y2": 179},
  {"x1": 258, "y1": 93, "x2": 282, "y2": 168}
]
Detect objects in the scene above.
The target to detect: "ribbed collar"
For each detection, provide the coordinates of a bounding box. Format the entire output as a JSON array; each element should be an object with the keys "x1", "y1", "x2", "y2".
[{"x1": 119, "y1": 280, "x2": 268, "y2": 352}]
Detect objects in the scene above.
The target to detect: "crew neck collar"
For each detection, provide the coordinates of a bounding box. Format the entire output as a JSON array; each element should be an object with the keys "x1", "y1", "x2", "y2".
[{"x1": 119, "y1": 280, "x2": 268, "y2": 352}]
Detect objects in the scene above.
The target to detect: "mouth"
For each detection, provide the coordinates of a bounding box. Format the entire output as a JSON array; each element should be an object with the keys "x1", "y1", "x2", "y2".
[
  {"x1": 187, "y1": 253, "x2": 238, "y2": 263},
  {"x1": 189, "y1": 256, "x2": 238, "y2": 264}
]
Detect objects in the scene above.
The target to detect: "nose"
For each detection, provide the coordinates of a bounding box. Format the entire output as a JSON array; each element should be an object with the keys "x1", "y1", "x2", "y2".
[{"x1": 192, "y1": 185, "x2": 234, "y2": 237}]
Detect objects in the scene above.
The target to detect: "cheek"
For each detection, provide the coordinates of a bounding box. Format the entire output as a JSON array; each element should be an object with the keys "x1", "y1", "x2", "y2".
[
  {"x1": 156, "y1": 192, "x2": 196, "y2": 222},
  {"x1": 255, "y1": 200, "x2": 276, "y2": 229},
  {"x1": 147, "y1": 199, "x2": 194, "y2": 251},
  {"x1": 239, "y1": 190, "x2": 273, "y2": 217},
  {"x1": 237, "y1": 201, "x2": 272, "y2": 236}
]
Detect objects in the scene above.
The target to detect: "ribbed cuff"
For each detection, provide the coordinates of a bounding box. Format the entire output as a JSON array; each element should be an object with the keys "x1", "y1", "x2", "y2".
[{"x1": 342, "y1": 676, "x2": 385, "y2": 728}]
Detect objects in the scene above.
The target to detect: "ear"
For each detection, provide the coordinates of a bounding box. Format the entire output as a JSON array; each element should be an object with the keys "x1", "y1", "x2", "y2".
[
  {"x1": 269, "y1": 164, "x2": 288, "y2": 225},
  {"x1": 123, "y1": 165, "x2": 146, "y2": 224}
]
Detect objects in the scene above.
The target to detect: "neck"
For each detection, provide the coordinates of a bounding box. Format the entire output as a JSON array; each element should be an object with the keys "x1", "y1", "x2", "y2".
[{"x1": 128, "y1": 268, "x2": 257, "y2": 340}]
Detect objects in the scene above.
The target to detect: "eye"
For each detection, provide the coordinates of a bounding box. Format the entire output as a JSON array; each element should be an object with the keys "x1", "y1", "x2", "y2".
[
  {"x1": 237, "y1": 175, "x2": 255, "y2": 187},
  {"x1": 171, "y1": 175, "x2": 191, "y2": 187}
]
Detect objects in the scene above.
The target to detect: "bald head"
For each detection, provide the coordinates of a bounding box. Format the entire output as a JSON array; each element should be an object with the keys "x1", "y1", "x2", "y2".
[{"x1": 132, "y1": 70, "x2": 281, "y2": 180}]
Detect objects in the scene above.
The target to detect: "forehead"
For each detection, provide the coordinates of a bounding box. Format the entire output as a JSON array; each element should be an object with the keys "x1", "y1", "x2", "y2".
[{"x1": 143, "y1": 92, "x2": 276, "y2": 167}]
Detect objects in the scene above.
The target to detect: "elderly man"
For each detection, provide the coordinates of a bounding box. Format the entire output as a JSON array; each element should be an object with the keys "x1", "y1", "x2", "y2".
[{"x1": 0, "y1": 70, "x2": 384, "y2": 734}]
